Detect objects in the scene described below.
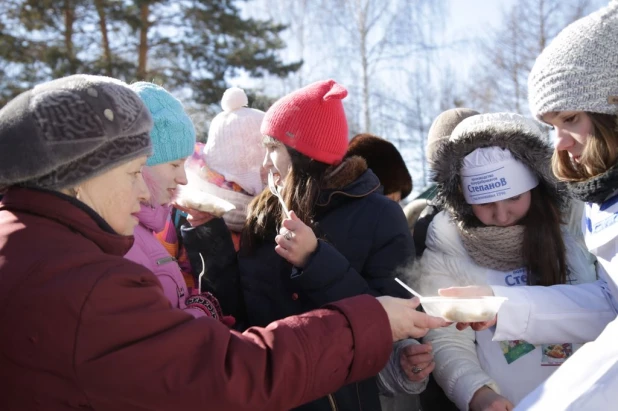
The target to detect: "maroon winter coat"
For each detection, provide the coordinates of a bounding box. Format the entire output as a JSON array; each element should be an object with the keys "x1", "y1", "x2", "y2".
[{"x1": 0, "y1": 187, "x2": 392, "y2": 411}]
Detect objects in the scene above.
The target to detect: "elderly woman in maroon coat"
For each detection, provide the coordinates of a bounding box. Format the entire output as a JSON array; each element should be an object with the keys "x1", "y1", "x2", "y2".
[{"x1": 0, "y1": 75, "x2": 446, "y2": 411}]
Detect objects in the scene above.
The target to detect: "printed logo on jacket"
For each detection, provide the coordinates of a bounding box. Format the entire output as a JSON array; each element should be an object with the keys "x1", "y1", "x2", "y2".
[
  {"x1": 504, "y1": 267, "x2": 527, "y2": 286},
  {"x1": 488, "y1": 267, "x2": 580, "y2": 366},
  {"x1": 585, "y1": 194, "x2": 618, "y2": 251}
]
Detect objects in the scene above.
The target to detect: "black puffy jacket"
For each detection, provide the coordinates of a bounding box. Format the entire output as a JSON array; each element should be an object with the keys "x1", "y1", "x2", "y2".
[{"x1": 239, "y1": 157, "x2": 415, "y2": 411}]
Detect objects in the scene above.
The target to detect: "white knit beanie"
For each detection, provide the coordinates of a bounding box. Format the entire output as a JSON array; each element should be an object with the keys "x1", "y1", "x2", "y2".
[
  {"x1": 528, "y1": 0, "x2": 618, "y2": 119},
  {"x1": 203, "y1": 87, "x2": 266, "y2": 196}
]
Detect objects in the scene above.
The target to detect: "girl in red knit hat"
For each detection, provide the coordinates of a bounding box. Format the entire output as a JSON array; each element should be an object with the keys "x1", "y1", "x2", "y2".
[{"x1": 239, "y1": 79, "x2": 430, "y2": 411}]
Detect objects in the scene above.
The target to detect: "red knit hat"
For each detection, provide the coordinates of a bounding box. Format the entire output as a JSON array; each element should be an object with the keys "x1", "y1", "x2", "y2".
[{"x1": 261, "y1": 79, "x2": 349, "y2": 165}]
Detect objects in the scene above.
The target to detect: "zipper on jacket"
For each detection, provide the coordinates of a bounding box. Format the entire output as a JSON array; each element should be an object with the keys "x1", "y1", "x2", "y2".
[
  {"x1": 156, "y1": 256, "x2": 177, "y2": 265},
  {"x1": 327, "y1": 393, "x2": 338, "y2": 411}
]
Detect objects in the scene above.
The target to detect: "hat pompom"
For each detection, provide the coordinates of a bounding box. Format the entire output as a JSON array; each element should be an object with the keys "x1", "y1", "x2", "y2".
[{"x1": 221, "y1": 87, "x2": 248, "y2": 112}]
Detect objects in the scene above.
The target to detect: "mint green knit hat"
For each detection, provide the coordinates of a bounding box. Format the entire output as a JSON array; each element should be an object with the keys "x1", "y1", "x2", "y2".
[{"x1": 130, "y1": 82, "x2": 195, "y2": 166}]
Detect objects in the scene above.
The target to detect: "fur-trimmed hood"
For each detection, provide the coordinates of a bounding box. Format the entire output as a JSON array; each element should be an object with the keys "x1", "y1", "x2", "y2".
[
  {"x1": 432, "y1": 112, "x2": 565, "y2": 228},
  {"x1": 317, "y1": 155, "x2": 381, "y2": 210}
]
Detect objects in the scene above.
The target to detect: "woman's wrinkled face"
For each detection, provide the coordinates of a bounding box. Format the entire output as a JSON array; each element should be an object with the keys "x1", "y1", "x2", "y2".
[
  {"x1": 146, "y1": 158, "x2": 188, "y2": 205},
  {"x1": 542, "y1": 111, "x2": 594, "y2": 164},
  {"x1": 471, "y1": 191, "x2": 531, "y2": 227},
  {"x1": 262, "y1": 136, "x2": 291, "y2": 187},
  {"x1": 75, "y1": 156, "x2": 150, "y2": 235}
]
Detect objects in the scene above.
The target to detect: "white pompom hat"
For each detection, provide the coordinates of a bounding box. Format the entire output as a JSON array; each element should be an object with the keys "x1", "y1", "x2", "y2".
[{"x1": 203, "y1": 87, "x2": 266, "y2": 196}]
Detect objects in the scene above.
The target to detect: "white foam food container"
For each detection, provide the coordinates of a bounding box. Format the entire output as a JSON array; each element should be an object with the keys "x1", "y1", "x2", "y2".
[{"x1": 420, "y1": 296, "x2": 508, "y2": 322}]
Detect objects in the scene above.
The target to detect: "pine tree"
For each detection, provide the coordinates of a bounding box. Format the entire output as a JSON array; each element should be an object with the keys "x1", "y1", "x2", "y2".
[{"x1": 0, "y1": 0, "x2": 301, "y2": 106}]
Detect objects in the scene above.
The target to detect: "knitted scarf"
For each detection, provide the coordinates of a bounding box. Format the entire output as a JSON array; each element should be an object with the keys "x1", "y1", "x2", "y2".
[
  {"x1": 458, "y1": 224, "x2": 525, "y2": 272},
  {"x1": 566, "y1": 162, "x2": 618, "y2": 204}
]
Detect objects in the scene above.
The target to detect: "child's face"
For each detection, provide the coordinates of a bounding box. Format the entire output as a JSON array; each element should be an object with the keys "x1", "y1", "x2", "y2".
[
  {"x1": 146, "y1": 158, "x2": 188, "y2": 205},
  {"x1": 262, "y1": 138, "x2": 291, "y2": 187},
  {"x1": 542, "y1": 111, "x2": 593, "y2": 164},
  {"x1": 471, "y1": 191, "x2": 531, "y2": 227}
]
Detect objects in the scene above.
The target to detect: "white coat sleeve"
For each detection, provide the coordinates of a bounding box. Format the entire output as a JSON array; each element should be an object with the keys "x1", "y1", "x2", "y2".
[
  {"x1": 418, "y1": 248, "x2": 499, "y2": 411},
  {"x1": 492, "y1": 278, "x2": 616, "y2": 344},
  {"x1": 492, "y1": 229, "x2": 613, "y2": 343},
  {"x1": 424, "y1": 325, "x2": 499, "y2": 411}
]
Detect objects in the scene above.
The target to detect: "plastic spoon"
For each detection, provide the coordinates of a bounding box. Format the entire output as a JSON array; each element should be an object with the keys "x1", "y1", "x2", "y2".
[
  {"x1": 395, "y1": 277, "x2": 424, "y2": 299},
  {"x1": 198, "y1": 253, "x2": 206, "y2": 293},
  {"x1": 268, "y1": 170, "x2": 291, "y2": 218}
]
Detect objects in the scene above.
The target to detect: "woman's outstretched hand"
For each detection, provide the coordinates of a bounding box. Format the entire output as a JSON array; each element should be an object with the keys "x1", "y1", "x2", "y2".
[{"x1": 377, "y1": 296, "x2": 449, "y2": 341}]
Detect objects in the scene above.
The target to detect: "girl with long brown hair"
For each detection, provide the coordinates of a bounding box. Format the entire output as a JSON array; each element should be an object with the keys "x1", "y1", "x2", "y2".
[
  {"x1": 415, "y1": 112, "x2": 596, "y2": 411},
  {"x1": 238, "y1": 79, "x2": 425, "y2": 411},
  {"x1": 427, "y1": 3, "x2": 618, "y2": 409}
]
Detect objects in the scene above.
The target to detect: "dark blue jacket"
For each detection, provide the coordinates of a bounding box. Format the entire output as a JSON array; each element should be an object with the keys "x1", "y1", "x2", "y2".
[{"x1": 239, "y1": 159, "x2": 415, "y2": 411}]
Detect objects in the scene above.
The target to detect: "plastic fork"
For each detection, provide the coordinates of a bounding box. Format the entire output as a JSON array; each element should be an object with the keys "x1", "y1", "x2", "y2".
[{"x1": 268, "y1": 170, "x2": 291, "y2": 218}]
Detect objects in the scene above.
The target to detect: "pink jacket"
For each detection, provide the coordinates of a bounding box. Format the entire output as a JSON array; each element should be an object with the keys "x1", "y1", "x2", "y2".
[{"x1": 125, "y1": 203, "x2": 205, "y2": 318}]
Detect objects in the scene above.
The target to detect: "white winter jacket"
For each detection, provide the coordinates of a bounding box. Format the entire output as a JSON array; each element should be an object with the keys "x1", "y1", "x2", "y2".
[
  {"x1": 415, "y1": 211, "x2": 597, "y2": 410},
  {"x1": 493, "y1": 199, "x2": 618, "y2": 410}
]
